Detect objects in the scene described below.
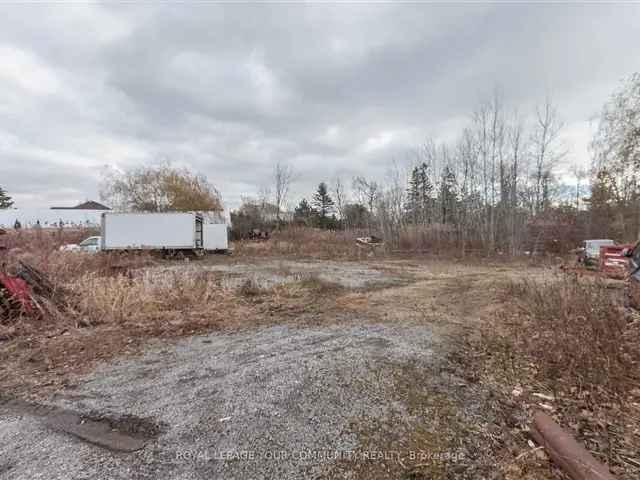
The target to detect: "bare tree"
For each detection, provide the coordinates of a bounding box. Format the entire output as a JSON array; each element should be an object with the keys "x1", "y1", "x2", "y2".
[
  {"x1": 258, "y1": 184, "x2": 271, "y2": 210},
  {"x1": 591, "y1": 73, "x2": 640, "y2": 238},
  {"x1": 352, "y1": 176, "x2": 379, "y2": 213},
  {"x1": 571, "y1": 163, "x2": 587, "y2": 209},
  {"x1": 506, "y1": 111, "x2": 525, "y2": 254},
  {"x1": 332, "y1": 176, "x2": 347, "y2": 222},
  {"x1": 274, "y1": 161, "x2": 294, "y2": 224},
  {"x1": 352, "y1": 176, "x2": 381, "y2": 233},
  {"x1": 531, "y1": 96, "x2": 565, "y2": 213},
  {"x1": 374, "y1": 162, "x2": 408, "y2": 247},
  {"x1": 456, "y1": 128, "x2": 479, "y2": 252},
  {"x1": 472, "y1": 97, "x2": 502, "y2": 251}
]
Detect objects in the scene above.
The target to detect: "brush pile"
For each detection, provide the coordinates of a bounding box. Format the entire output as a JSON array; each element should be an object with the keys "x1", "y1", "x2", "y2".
[{"x1": 0, "y1": 261, "x2": 72, "y2": 323}]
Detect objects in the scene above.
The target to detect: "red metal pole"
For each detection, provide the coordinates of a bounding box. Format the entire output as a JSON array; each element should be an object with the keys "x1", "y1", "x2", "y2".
[{"x1": 531, "y1": 412, "x2": 616, "y2": 480}]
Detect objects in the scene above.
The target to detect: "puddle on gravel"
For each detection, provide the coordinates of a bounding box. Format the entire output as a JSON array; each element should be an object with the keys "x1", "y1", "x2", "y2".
[{"x1": 2, "y1": 395, "x2": 165, "y2": 451}]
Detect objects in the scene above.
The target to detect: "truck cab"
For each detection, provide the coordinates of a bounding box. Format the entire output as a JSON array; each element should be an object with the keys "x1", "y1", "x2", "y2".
[{"x1": 577, "y1": 239, "x2": 615, "y2": 266}]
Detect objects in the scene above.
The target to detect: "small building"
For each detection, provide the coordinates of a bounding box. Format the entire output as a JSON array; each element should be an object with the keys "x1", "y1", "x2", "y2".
[{"x1": 51, "y1": 200, "x2": 111, "y2": 210}]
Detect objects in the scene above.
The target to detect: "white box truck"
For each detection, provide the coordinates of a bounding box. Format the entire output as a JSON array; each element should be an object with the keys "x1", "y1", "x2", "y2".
[
  {"x1": 203, "y1": 223, "x2": 228, "y2": 251},
  {"x1": 101, "y1": 212, "x2": 205, "y2": 252}
]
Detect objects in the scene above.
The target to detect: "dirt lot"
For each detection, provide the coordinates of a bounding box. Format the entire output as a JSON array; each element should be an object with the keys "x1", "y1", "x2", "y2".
[{"x1": 0, "y1": 254, "x2": 601, "y2": 479}]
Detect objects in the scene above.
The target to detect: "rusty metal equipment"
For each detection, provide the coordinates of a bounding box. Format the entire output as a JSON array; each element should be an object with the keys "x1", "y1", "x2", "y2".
[
  {"x1": 0, "y1": 272, "x2": 33, "y2": 318},
  {"x1": 531, "y1": 411, "x2": 616, "y2": 480},
  {"x1": 0, "y1": 261, "x2": 63, "y2": 320},
  {"x1": 562, "y1": 243, "x2": 633, "y2": 280},
  {"x1": 599, "y1": 244, "x2": 632, "y2": 279}
]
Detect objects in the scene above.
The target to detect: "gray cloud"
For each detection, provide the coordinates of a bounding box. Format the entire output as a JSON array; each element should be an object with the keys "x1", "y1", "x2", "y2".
[{"x1": 0, "y1": 3, "x2": 638, "y2": 209}]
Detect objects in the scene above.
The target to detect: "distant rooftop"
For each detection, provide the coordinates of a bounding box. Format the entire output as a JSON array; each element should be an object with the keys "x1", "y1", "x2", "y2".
[{"x1": 51, "y1": 200, "x2": 111, "y2": 210}]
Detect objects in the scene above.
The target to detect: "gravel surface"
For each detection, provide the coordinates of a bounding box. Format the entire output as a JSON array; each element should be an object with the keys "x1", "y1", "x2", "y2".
[
  {"x1": 0, "y1": 320, "x2": 455, "y2": 479},
  {"x1": 144, "y1": 259, "x2": 403, "y2": 289}
]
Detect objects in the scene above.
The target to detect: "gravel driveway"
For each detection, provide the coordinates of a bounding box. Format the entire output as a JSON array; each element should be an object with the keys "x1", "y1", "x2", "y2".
[
  {"x1": 0, "y1": 318, "x2": 469, "y2": 480},
  {"x1": 146, "y1": 259, "x2": 405, "y2": 289},
  {"x1": 0, "y1": 258, "x2": 506, "y2": 479}
]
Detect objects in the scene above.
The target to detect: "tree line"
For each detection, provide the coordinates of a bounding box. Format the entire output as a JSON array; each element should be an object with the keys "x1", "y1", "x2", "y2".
[
  {"x1": 590, "y1": 73, "x2": 640, "y2": 242},
  {"x1": 237, "y1": 91, "x2": 568, "y2": 252},
  {"x1": 244, "y1": 75, "x2": 639, "y2": 253},
  {"x1": 4, "y1": 73, "x2": 638, "y2": 254},
  {"x1": 96, "y1": 73, "x2": 639, "y2": 253}
]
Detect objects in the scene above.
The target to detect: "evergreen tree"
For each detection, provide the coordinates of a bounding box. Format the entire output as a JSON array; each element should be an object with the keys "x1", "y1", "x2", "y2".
[
  {"x1": 312, "y1": 182, "x2": 335, "y2": 228},
  {"x1": 404, "y1": 167, "x2": 421, "y2": 224},
  {"x1": 586, "y1": 168, "x2": 619, "y2": 237},
  {"x1": 440, "y1": 166, "x2": 458, "y2": 224},
  {"x1": 0, "y1": 186, "x2": 13, "y2": 209},
  {"x1": 417, "y1": 162, "x2": 433, "y2": 224},
  {"x1": 294, "y1": 198, "x2": 316, "y2": 225}
]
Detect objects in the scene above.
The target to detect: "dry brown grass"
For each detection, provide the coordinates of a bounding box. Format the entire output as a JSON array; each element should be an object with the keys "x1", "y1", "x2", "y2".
[
  {"x1": 495, "y1": 276, "x2": 638, "y2": 398},
  {"x1": 1, "y1": 228, "x2": 156, "y2": 338},
  {"x1": 1, "y1": 228, "x2": 154, "y2": 283},
  {"x1": 396, "y1": 224, "x2": 477, "y2": 253},
  {"x1": 1, "y1": 227, "x2": 95, "y2": 251},
  {"x1": 68, "y1": 271, "x2": 227, "y2": 325},
  {"x1": 1, "y1": 226, "x2": 348, "y2": 335},
  {"x1": 230, "y1": 225, "x2": 558, "y2": 262},
  {"x1": 465, "y1": 275, "x2": 640, "y2": 479},
  {"x1": 232, "y1": 227, "x2": 369, "y2": 259},
  {"x1": 233, "y1": 224, "x2": 556, "y2": 266},
  {"x1": 0, "y1": 246, "x2": 350, "y2": 396}
]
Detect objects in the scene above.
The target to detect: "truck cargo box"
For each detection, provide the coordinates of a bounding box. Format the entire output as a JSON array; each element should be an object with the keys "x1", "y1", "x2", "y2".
[
  {"x1": 203, "y1": 223, "x2": 228, "y2": 251},
  {"x1": 101, "y1": 212, "x2": 203, "y2": 250}
]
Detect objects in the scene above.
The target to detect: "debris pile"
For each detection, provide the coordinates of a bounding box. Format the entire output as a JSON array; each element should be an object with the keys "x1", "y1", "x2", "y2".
[
  {"x1": 248, "y1": 229, "x2": 270, "y2": 240},
  {"x1": 0, "y1": 272, "x2": 32, "y2": 318},
  {"x1": 0, "y1": 261, "x2": 68, "y2": 322},
  {"x1": 355, "y1": 235, "x2": 383, "y2": 246},
  {"x1": 355, "y1": 236, "x2": 384, "y2": 256},
  {"x1": 561, "y1": 243, "x2": 633, "y2": 280}
]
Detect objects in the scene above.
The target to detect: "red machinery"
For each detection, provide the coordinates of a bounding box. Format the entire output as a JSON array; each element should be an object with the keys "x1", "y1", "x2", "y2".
[
  {"x1": 599, "y1": 244, "x2": 633, "y2": 279},
  {"x1": 0, "y1": 272, "x2": 33, "y2": 316}
]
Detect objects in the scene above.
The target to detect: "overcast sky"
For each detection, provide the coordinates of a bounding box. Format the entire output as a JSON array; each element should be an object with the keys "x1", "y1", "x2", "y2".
[{"x1": 1, "y1": 2, "x2": 638, "y2": 210}]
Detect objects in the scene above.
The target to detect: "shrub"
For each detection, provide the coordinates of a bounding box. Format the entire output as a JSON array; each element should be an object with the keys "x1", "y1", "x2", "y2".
[
  {"x1": 232, "y1": 226, "x2": 367, "y2": 259},
  {"x1": 494, "y1": 276, "x2": 639, "y2": 399}
]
